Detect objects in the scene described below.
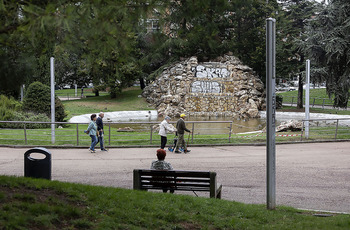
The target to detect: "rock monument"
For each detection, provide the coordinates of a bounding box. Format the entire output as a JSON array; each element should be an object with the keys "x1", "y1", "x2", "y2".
[{"x1": 142, "y1": 55, "x2": 265, "y2": 118}]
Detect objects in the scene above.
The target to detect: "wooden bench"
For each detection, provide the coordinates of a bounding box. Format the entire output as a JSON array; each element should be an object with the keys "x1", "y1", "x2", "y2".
[{"x1": 133, "y1": 169, "x2": 222, "y2": 198}]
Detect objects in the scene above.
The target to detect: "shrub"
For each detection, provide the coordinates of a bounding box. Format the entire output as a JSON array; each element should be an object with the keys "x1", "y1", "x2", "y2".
[
  {"x1": 23, "y1": 82, "x2": 67, "y2": 122},
  {"x1": 0, "y1": 95, "x2": 22, "y2": 121},
  {"x1": 0, "y1": 111, "x2": 50, "y2": 129}
]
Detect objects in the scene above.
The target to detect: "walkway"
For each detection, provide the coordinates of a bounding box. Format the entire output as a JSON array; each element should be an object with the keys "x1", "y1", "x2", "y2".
[{"x1": 0, "y1": 142, "x2": 349, "y2": 213}]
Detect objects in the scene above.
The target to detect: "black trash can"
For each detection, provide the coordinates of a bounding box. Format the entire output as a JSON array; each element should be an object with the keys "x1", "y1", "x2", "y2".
[{"x1": 24, "y1": 147, "x2": 51, "y2": 180}]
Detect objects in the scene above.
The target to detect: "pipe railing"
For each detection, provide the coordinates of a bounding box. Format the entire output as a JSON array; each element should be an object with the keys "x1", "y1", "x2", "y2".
[{"x1": 1, "y1": 118, "x2": 350, "y2": 146}]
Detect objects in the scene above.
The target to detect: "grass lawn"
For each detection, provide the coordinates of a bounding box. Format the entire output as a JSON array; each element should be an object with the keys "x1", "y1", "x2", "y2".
[
  {"x1": 62, "y1": 87, "x2": 153, "y2": 118},
  {"x1": 0, "y1": 175, "x2": 349, "y2": 229},
  {"x1": 55, "y1": 88, "x2": 109, "y2": 97},
  {"x1": 277, "y1": 88, "x2": 350, "y2": 107}
]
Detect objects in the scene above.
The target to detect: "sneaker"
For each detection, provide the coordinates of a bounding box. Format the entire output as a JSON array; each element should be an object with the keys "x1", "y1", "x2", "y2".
[
  {"x1": 184, "y1": 149, "x2": 191, "y2": 153},
  {"x1": 89, "y1": 149, "x2": 95, "y2": 153},
  {"x1": 174, "y1": 151, "x2": 181, "y2": 154},
  {"x1": 101, "y1": 149, "x2": 108, "y2": 152}
]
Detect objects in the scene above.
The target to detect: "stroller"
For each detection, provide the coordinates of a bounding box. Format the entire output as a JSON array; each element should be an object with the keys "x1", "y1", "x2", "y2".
[
  {"x1": 168, "y1": 136, "x2": 178, "y2": 152},
  {"x1": 168, "y1": 135, "x2": 184, "y2": 152}
]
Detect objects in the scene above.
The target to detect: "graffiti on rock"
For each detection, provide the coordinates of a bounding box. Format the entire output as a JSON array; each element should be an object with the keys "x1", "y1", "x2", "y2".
[
  {"x1": 191, "y1": 81, "x2": 221, "y2": 93},
  {"x1": 192, "y1": 65, "x2": 229, "y2": 79}
]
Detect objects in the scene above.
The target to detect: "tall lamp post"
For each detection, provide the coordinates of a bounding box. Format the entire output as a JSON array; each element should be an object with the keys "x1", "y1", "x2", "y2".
[
  {"x1": 50, "y1": 57, "x2": 55, "y2": 144},
  {"x1": 266, "y1": 18, "x2": 276, "y2": 210}
]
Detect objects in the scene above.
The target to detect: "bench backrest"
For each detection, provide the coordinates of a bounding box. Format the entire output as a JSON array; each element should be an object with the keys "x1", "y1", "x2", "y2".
[{"x1": 133, "y1": 169, "x2": 218, "y2": 197}]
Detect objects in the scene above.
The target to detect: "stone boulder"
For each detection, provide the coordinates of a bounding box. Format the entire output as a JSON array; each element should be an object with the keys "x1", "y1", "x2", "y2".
[{"x1": 142, "y1": 55, "x2": 265, "y2": 118}]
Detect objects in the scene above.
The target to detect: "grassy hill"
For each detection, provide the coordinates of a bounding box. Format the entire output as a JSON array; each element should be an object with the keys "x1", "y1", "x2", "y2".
[
  {"x1": 0, "y1": 176, "x2": 349, "y2": 229},
  {"x1": 62, "y1": 87, "x2": 153, "y2": 119}
]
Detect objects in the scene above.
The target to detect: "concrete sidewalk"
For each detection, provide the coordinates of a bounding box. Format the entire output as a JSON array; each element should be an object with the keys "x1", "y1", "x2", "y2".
[{"x1": 0, "y1": 142, "x2": 349, "y2": 213}]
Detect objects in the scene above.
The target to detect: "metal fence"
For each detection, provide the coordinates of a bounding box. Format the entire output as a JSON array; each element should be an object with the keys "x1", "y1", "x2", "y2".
[
  {"x1": 282, "y1": 95, "x2": 349, "y2": 110},
  {"x1": 0, "y1": 118, "x2": 349, "y2": 146},
  {"x1": 300, "y1": 118, "x2": 350, "y2": 141},
  {"x1": 0, "y1": 120, "x2": 236, "y2": 146}
]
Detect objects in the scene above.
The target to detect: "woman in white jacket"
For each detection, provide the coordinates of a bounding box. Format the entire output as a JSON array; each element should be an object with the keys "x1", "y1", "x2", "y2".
[{"x1": 158, "y1": 116, "x2": 174, "y2": 149}]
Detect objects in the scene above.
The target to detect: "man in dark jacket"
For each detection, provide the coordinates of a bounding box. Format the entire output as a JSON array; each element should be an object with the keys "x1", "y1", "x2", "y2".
[
  {"x1": 96, "y1": 112, "x2": 108, "y2": 151},
  {"x1": 174, "y1": 113, "x2": 191, "y2": 153}
]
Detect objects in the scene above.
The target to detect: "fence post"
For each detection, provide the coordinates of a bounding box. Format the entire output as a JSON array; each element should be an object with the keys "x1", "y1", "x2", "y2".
[
  {"x1": 150, "y1": 125, "x2": 153, "y2": 144},
  {"x1": 76, "y1": 123, "x2": 79, "y2": 146},
  {"x1": 291, "y1": 97, "x2": 294, "y2": 106},
  {"x1": 229, "y1": 122, "x2": 233, "y2": 143},
  {"x1": 300, "y1": 122, "x2": 304, "y2": 141},
  {"x1": 108, "y1": 123, "x2": 111, "y2": 145},
  {"x1": 335, "y1": 119, "x2": 339, "y2": 140},
  {"x1": 24, "y1": 123, "x2": 27, "y2": 145},
  {"x1": 191, "y1": 123, "x2": 195, "y2": 144},
  {"x1": 312, "y1": 98, "x2": 315, "y2": 108},
  {"x1": 322, "y1": 99, "x2": 325, "y2": 109}
]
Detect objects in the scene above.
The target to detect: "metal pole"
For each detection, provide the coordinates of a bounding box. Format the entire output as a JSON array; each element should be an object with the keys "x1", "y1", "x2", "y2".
[
  {"x1": 20, "y1": 84, "x2": 25, "y2": 102},
  {"x1": 76, "y1": 124, "x2": 79, "y2": 146},
  {"x1": 24, "y1": 123, "x2": 27, "y2": 145},
  {"x1": 335, "y1": 119, "x2": 339, "y2": 140},
  {"x1": 50, "y1": 57, "x2": 55, "y2": 144},
  {"x1": 266, "y1": 18, "x2": 276, "y2": 210},
  {"x1": 322, "y1": 99, "x2": 325, "y2": 109},
  {"x1": 109, "y1": 123, "x2": 111, "y2": 145},
  {"x1": 291, "y1": 97, "x2": 294, "y2": 106},
  {"x1": 75, "y1": 84, "x2": 77, "y2": 97},
  {"x1": 305, "y1": 60, "x2": 310, "y2": 139},
  {"x1": 229, "y1": 122, "x2": 233, "y2": 143},
  {"x1": 300, "y1": 122, "x2": 304, "y2": 141},
  {"x1": 150, "y1": 125, "x2": 153, "y2": 144},
  {"x1": 191, "y1": 123, "x2": 194, "y2": 144}
]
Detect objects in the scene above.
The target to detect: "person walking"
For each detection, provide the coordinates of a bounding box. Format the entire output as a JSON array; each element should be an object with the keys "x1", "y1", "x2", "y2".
[
  {"x1": 158, "y1": 116, "x2": 173, "y2": 150},
  {"x1": 87, "y1": 114, "x2": 98, "y2": 153},
  {"x1": 174, "y1": 113, "x2": 191, "y2": 153},
  {"x1": 96, "y1": 112, "x2": 108, "y2": 151}
]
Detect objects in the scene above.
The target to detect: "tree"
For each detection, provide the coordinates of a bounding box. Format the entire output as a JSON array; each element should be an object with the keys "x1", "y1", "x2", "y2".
[
  {"x1": 304, "y1": 0, "x2": 350, "y2": 107},
  {"x1": 23, "y1": 82, "x2": 67, "y2": 122},
  {"x1": 140, "y1": 0, "x2": 279, "y2": 82},
  {"x1": 0, "y1": 0, "x2": 153, "y2": 98},
  {"x1": 277, "y1": 0, "x2": 319, "y2": 109}
]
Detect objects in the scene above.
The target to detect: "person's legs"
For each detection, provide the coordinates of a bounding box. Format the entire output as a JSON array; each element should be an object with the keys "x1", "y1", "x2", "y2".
[
  {"x1": 175, "y1": 133, "x2": 184, "y2": 151},
  {"x1": 160, "y1": 136, "x2": 167, "y2": 149},
  {"x1": 99, "y1": 135, "x2": 104, "y2": 150},
  {"x1": 90, "y1": 135, "x2": 97, "y2": 151}
]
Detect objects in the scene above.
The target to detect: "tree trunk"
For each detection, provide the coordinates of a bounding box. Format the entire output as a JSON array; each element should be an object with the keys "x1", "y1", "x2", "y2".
[
  {"x1": 297, "y1": 74, "x2": 303, "y2": 109},
  {"x1": 139, "y1": 77, "x2": 145, "y2": 90},
  {"x1": 95, "y1": 90, "x2": 99, "y2": 97}
]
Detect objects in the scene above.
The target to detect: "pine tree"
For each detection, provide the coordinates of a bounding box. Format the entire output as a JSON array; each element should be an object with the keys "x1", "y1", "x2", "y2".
[{"x1": 304, "y1": 0, "x2": 350, "y2": 107}]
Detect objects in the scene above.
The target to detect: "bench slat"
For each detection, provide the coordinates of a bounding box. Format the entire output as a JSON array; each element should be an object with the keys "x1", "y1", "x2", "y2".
[
  {"x1": 140, "y1": 177, "x2": 210, "y2": 183},
  {"x1": 141, "y1": 182, "x2": 210, "y2": 188}
]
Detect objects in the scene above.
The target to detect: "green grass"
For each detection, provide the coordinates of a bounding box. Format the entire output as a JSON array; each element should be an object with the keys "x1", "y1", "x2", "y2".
[
  {"x1": 55, "y1": 88, "x2": 109, "y2": 97},
  {"x1": 62, "y1": 87, "x2": 153, "y2": 118},
  {"x1": 277, "y1": 88, "x2": 350, "y2": 107},
  {"x1": 0, "y1": 175, "x2": 349, "y2": 229}
]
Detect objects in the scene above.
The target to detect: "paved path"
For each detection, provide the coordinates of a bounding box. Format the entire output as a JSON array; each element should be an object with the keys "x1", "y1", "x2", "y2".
[{"x1": 0, "y1": 142, "x2": 349, "y2": 213}]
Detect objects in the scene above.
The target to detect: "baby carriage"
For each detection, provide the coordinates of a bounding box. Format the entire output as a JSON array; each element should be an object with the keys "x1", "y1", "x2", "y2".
[
  {"x1": 168, "y1": 136, "x2": 178, "y2": 152},
  {"x1": 168, "y1": 135, "x2": 184, "y2": 152}
]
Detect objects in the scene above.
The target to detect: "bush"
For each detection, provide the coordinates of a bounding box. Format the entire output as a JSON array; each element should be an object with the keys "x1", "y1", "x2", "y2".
[
  {"x1": 0, "y1": 111, "x2": 50, "y2": 129},
  {"x1": 0, "y1": 95, "x2": 22, "y2": 121},
  {"x1": 23, "y1": 82, "x2": 67, "y2": 122}
]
